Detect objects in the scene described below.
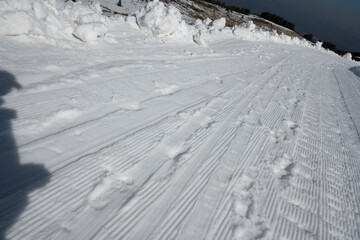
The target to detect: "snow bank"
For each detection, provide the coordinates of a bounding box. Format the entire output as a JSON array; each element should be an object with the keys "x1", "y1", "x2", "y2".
[
  {"x1": 132, "y1": 1, "x2": 233, "y2": 44},
  {"x1": 0, "y1": 0, "x2": 330, "y2": 50},
  {"x1": 233, "y1": 21, "x2": 312, "y2": 48},
  {"x1": 134, "y1": 0, "x2": 192, "y2": 41},
  {"x1": 0, "y1": 0, "x2": 108, "y2": 42},
  {"x1": 132, "y1": 1, "x2": 320, "y2": 50}
]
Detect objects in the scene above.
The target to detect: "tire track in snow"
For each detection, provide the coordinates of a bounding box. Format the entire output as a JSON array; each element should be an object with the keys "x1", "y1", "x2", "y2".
[
  {"x1": 267, "y1": 60, "x2": 360, "y2": 240},
  {"x1": 205, "y1": 57, "x2": 313, "y2": 240}
]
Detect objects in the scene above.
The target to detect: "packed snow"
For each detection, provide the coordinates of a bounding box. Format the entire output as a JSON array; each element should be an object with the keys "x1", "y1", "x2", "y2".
[{"x1": 1, "y1": 0, "x2": 360, "y2": 240}]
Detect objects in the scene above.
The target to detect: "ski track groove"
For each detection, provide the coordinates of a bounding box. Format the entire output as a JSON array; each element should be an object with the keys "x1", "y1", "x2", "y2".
[
  {"x1": 3, "y1": 39, "x2": 360, "y2": 240},
  {"x1": 122, "y1": 56, "x2": 294, "y2": 240},
  {"x1": 87, "y1": 54, "x2": 292, "y2": 240},
  {"x1": 7, "y1": 52, "x2": 277, "y2": 239}
]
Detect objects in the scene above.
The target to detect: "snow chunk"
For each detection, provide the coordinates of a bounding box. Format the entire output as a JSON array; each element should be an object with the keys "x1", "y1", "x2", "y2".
[
  {"x1": 315, "y1": 41, "x2": 323, "y2": 50},
  {"x1": 33, "y1": 1, "x2": 48, "y2": 20},
  {"x1": 0, "y1": 0, "x2": 108, "y2": 42},
  {"x1": 153, "y1": 81, "x2": 179, "y2": 95},
  {"x1": 0, "y1": 10, "x2": 45, "y2": 36},
  {"x1": 135, "y1": 0, "x2": 190, "y2": 39},
  {"x1": 46, "y1": 109, "x2": 82, "y2": 127},
  {"x1": 74, "y1": 22, "x2": 107, "y2": 42},
  {"x1": 203, "y1": 18, "x2": 212, "y2": 26},
  {"x1": 88, "y1": 167, "x2": 133, "y2": 210},
  {"x1": 273, "y1": 154, "x2": 293, "y2": 179},
  {"x1": 343, "y1": 53, "x2": 352, "y2": 60},
  {"x1": 193, "y1": 32, "x2": 207, "y2": 46},
  {"x1": 211, "y1": 17, "x2": 226, "y2": 29},
  {"x1": 167, "y1": 143, "x2": 189, "y2": 159}
]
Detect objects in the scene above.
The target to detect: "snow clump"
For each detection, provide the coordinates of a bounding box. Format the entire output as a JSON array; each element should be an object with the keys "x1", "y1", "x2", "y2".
[
  {"x1": 211, "y1": 18, "x2": 226, "y2": 29},
  {"x1": 0, "y1": 0, "x2": 108, "y2": 42},
  {"x1": 134, "y1": 0, "x2": 191, "y2": 39},
  {"x1": 343, "y1": 53, "x2": 352, "y2": 60},
  {"x1": 315, "y1": 41, "x2": 323, "y2": 50}
]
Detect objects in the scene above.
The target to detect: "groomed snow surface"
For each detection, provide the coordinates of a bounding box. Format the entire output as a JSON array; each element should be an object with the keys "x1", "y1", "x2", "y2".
[{"x1": 1, "y1": 0, "x2": 360, "y2": 240}]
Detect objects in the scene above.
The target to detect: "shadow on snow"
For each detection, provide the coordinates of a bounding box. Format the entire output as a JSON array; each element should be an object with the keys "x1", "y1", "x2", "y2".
[
  {"x1": 0, "y1": 70, "x2": 50, "y2": 240},
  {"x1": 349, "y1": 66, "x2": 360, "y2": 79}
]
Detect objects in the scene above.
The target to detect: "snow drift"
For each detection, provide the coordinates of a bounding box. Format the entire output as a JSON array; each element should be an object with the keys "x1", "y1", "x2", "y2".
[
  {"x1": 0, "y1": 0, "x2": 326, "y2": 50},
  {"x1": 233, "y1": 21, "x2": 314, "y2": 48}
]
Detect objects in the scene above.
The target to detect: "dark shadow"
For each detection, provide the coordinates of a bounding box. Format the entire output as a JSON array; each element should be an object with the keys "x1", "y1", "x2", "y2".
[
  {"x1": 0, "y1": 71, "x2": 50, "y2": 240},
  {"x1": 350, "y1": 66, "x2": 360, "y2": 78}
]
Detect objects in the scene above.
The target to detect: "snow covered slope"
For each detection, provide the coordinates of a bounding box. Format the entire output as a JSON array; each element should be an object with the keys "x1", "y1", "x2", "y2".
[
  {"x1": 1, "y1": 1, "x2": 360, "y2": 240},
  {"x1": 99, "y1": 0, "x2": 302, "y2": 38}
]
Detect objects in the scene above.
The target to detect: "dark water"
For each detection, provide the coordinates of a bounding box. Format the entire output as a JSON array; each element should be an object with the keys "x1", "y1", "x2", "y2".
[{"x1": 224, "y1": 0, "x2": 360, "y2": 52}]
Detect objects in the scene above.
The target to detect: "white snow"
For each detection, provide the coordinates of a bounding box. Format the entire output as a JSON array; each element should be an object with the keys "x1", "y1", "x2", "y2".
[
  {"x1": 343, "y1": 52, "x2": 353, "y2": 60},
  {"x1": 211, "y1": 17, "x2": 226, "y2": 29},
  {"x1": 1, "y1": 1, "x2": 360, "y2": 240},
  {"x1": 134, "y1": 0, "x2": 190, "y2": 38},
  {"x1": 233, "y1": 20, "x2": 315, "y2": 48},
  {"x1": 74, "y1": 22, "x2": 108, "y2": 41},
  {"x1": 0, "y1": 0, "x2": 109, "y2": 42}
]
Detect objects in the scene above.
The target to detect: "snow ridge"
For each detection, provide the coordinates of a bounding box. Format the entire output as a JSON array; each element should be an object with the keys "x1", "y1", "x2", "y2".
[{"x1": 0, "y1": 0, "x2": 327, "y2": 50}]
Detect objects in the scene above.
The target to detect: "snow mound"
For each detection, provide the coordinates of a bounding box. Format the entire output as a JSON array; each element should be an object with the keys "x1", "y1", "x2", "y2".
[
  {"x1": 74, "y1": 22, "x2": 107, "y2": 42},
  {"x1": 343, "y1": 53, "x2": 352, "y2": 60},
  {"x1": 134, "y1": 0, "x2": 190, "y2": 39},
  {"x1": 0, "y1": 0, "x2": 108, "y2": 42},
  {"x1": 211, "y1": 18, "x2": 226, "y2": 29},
  {"x1": 315, "y1": 41, "x2": 323, "y2": 50},
  {"x1": 233, "y1": 21, "x2": 312, "y2": 48},
  {"x1": 0, "y1": 0, "x2": 330, "y2": 51}
]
